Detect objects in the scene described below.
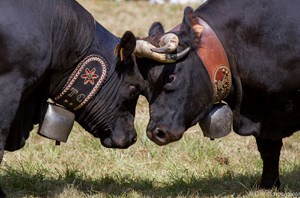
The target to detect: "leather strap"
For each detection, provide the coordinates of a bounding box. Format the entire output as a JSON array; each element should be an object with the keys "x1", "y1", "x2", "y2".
[
  {"x1": 195, "y1": 17, "x2": 232, "y2": 102},
  {"x1": 170, "y1": 17, "x2": 232, "y2": 102},
  {"x1": 54, "y1": 54, "x2": 108, "y2": 111}
]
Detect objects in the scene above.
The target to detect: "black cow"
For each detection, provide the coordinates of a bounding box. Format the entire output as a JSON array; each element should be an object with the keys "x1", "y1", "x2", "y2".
[
  {"x1": 0, "y1": 0, "x2": 145, "y2": 196},
  {"x1": 136, "y1": 0, "x2": 300, "y2": 189}
]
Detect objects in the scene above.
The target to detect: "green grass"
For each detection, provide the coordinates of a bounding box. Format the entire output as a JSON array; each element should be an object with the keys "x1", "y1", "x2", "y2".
[
  {"x1": 1, "y1": 1, "x2": 300, "y2": 197},
  {"x1": 1, "y1": 97, "x2": 299, "y2": 197}
]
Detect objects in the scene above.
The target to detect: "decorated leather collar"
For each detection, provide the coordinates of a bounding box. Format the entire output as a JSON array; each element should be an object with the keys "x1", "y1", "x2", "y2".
[
  {"x1": 195, "y1": 17, "x2": 232, "y2": 102},
  {"x1": 171, "y1": 17, "x2": 232, "y2": 102},
  {"x1": 54, "y1": 54, "x2": 108, "y2": 111}
]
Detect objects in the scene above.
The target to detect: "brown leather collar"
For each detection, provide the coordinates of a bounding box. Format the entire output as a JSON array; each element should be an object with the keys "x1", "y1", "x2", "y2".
[
  {"x1": 171, "y1": 17, "x2": 232, "y2": 102},
  {"x1": 195, "y1": 17, "x2": 232, "y2": 102}
]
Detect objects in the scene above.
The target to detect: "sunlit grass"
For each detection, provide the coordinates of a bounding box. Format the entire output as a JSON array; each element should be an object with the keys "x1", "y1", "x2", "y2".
[
  {"x1": 0, "y1": 1, "x2": 299, "y2": 197},
  {"x1": 1, "y1": 96, "x2": 299, "y2": 197}
]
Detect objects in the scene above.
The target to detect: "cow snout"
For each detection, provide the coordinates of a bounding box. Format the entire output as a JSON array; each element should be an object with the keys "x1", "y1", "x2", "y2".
[
  {"x1": 100, "y1": 129, "x2": 137, "y2": 149},
  {"x1": 111, "y1": 132, "x2": 137, "y2": 149},
  {"x1": 147, "y1": 126, "x2": 184, "y2": 146}
]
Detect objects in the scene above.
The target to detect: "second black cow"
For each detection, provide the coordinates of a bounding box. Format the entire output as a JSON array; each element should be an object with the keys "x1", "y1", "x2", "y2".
[{"x1": 136, "y1": 0, "x2": 300, "y2": 189}]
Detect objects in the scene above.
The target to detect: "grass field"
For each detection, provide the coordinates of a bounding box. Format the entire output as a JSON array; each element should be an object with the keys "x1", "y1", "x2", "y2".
[{"x1": 1, "y1": 1, "x2": 299, "y2": 197}]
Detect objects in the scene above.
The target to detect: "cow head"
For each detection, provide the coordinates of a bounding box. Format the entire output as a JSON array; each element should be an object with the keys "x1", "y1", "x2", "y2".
[
  {"x1": 49, "y1": 31, "x2": 146, "y2": 149},
  {"x1": 77, "y1": 31, "x2": 147, "y2": 149},
  {"x1": 135, "y1": 7, "x2": 233, "y2": 145}
]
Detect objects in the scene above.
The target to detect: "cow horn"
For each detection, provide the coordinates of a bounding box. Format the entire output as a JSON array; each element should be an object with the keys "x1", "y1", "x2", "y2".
[
  {"x1": 151, "y1": 33, "x2": 179, "y2": 53},
  {"x1": 135, "y1": 40, "x2": 190, "y2": 63}
]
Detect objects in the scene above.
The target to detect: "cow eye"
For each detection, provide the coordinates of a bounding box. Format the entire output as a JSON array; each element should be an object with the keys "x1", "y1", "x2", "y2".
[
  {"x1": 166, "y1": 74, "x2": 176, "y2": 83},
  {"x1": 129, "y1": 85, "x2": 139, "y2": 96}
]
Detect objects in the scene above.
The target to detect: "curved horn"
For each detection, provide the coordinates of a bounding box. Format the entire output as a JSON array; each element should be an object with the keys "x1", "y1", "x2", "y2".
[
  {"x1": 135, "y1": 40, "x2": 190, "y2": 63},
  {"x1": 151, "y1": 33, "x2": 179, "y2": 53},
  {"x1": 165, "y1": 47, "x2": 191, "y2": 61}
]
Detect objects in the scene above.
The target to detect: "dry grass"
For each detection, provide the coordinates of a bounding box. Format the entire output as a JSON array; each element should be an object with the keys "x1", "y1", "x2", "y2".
[
  {"x1": 1, "y1": 1, "x2": 299, "y2": 197},
  {"x1": 77, "y1": 0, "x2": 199, "y2": 37}
]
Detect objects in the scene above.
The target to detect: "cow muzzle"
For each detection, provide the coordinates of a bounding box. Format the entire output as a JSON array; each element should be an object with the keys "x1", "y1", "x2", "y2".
[
  {"x1": 146, "y1": 124, "x2": 185, "y2": 146},
  {"x1": 98, "y1": 129, "x2": 137, "y2": 149}
]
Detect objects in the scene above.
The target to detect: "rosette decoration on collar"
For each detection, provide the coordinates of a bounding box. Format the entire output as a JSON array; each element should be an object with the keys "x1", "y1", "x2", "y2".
[{"x1": 54, "y1": 54, "x2": 108, "y2": 111}]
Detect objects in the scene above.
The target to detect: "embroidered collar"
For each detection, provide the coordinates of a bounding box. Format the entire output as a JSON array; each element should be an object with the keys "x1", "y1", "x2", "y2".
[{"x1": 54, "y1": 54, "x2": 108, "y2": 111}]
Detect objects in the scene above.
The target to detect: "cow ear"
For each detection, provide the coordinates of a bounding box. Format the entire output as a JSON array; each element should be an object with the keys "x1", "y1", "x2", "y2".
[
  {"x1": 115, "y1": 31, "x2": 136, "y2": 62},
  {"x1": 148, "y1": 22, "x2": 165, "y2": 36},
  {"x1": 180, "y1": 6, "x2": 203, "y2": 47},
  {"x1": 181, "y1": 6, "x2": 194, "y2": 28}
]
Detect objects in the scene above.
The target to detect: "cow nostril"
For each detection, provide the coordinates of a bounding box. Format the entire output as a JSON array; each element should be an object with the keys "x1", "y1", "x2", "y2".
[{"x1": 154, "y1": 128, "x2": 166, "y2": 139}]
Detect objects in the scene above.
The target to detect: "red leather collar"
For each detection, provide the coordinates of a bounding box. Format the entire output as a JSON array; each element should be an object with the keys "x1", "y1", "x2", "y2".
[{"x1": 195, "y1": 17, "x2": 231, "y2": 102}]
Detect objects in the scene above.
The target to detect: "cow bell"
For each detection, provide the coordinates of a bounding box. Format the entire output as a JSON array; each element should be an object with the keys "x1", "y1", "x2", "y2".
[
  {"x1": 199, "y1": 103, "x2": 233, "y2": 139},
  {"x1": 38, "y1": 103, "x2": 75, "y2": 142}
]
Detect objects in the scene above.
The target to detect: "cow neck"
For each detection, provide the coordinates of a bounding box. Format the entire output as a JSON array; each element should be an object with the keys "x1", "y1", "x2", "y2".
[
  {"x1": 53, "y1": 54, "x2": 109, "y2": 111},
  {"x1": 195, "y1": 17, "x2": 232, "y2": 102}
]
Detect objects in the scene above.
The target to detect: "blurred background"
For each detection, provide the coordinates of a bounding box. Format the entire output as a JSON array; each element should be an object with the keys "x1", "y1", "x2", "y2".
[
  {"x1": 77, "y1": 0, "x2": 206, "y2": 37},
  {"x1": 106, "y1": 0, "x2": 206, "y2": 4}
]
